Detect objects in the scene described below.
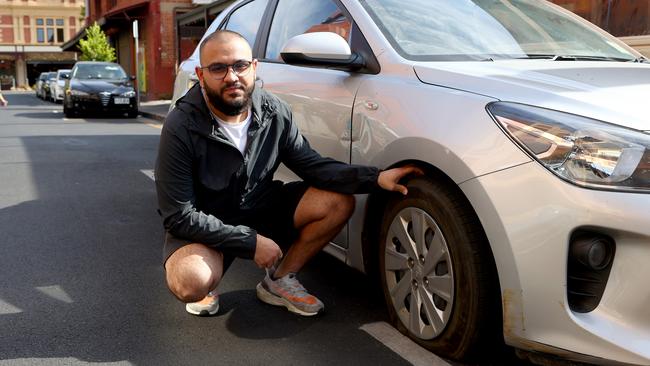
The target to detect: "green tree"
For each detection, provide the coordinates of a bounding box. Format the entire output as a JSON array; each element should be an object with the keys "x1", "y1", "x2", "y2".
[{"x1": 78, "y1": 22, "x2": 116, "y2": 62}]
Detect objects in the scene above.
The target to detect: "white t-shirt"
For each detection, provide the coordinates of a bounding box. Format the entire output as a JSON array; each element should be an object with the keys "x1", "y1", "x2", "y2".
[{"x1": 214, "y1": 110, "x2": 252, "y2": 155}]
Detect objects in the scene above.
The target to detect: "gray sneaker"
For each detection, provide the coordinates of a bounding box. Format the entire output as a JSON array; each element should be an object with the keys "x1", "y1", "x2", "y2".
[
  {"x1": 256, "y1": 271, "x2": 324, "y2": 316},
  {"x1": 185, "y1": 291, "x2": 219, "y2": 316}
]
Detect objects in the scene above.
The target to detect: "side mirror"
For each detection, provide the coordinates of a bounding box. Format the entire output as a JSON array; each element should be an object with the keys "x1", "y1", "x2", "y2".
[{"x1": 280, "y1": 32, "x2": 364, "y2": 71}]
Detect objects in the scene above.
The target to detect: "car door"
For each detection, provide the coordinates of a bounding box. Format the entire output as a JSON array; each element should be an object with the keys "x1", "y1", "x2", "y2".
[{"x1": 256, "y1": 0, "x2": 371, "y2": 249}]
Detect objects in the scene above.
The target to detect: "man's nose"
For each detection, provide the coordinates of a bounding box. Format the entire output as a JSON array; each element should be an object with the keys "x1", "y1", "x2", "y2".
[{"x1": 223, "y1": 67, "x2": 239, "y2": 82}]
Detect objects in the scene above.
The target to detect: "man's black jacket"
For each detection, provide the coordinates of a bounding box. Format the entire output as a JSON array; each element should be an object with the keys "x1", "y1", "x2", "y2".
[{"x1": 155, "y1": 83, "x2": 380, "y2": 259}]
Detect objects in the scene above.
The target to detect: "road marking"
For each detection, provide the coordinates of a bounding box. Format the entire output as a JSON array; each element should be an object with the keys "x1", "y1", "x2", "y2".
[
  {"x1": 141, "y1": 169, "x2": 155, "y2": 181},
  {"x1": 360, "y1": 322, "x2": 451, "y2": 366},
  {"x1": 0, "y1": 358, "x2": 133, "y2": 365},
  {"x1": 0, "y1": 298, "x2": 22, "y2": 315},
  {"x1": 35, "y1": 285, "x2": 73, "y2": 304},
  {"x1": 145, "y1": 122, "x2": 162, "y2": 129}
]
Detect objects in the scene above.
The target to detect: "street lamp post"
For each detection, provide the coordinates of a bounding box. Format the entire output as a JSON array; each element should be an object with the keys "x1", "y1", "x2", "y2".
[{"x1": 133, "y1": 20, "x2": 140, "y2": 109}]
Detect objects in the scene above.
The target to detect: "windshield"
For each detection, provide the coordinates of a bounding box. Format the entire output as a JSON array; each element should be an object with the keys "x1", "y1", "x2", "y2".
[
  {"x1": 73, "y1": 64, "x2": 127, "y2": 79},
  {"x1": 360, "y1": 0, "x2": 638, "y2": 61}
]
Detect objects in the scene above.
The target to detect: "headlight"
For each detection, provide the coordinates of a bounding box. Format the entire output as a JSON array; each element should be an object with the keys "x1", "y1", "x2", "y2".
[
  {"x1": 487, "y1": 102, "x2": 650, "y2": 193},
  {"x1": 121, "y1": 90, "x2": 136, "y2": 97},
  {"x1": 70, "y1": 89, "x2": 89, "y2": 96}
]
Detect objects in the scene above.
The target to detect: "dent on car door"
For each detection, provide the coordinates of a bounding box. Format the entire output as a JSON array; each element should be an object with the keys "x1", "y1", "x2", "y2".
[{"x1": 257, "y1": 0, "x2": 367, "y2": 248}]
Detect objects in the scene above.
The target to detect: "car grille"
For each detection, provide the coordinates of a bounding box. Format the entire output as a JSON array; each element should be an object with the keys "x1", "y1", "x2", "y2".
[{"x1": 99, "y1": 92, "x2": 111, "y2": 106}]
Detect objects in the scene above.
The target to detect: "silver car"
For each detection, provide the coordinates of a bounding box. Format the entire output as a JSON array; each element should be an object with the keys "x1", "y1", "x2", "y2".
[
  {"x1": 35, "y1": 72, "x2": 49, "y2": 99},
  {"x1": 48, "y1": 69, "x2": 71, "y2": 103},
  {"x1": 171, "y1": 0, "x2": 650, "y2": 364}
]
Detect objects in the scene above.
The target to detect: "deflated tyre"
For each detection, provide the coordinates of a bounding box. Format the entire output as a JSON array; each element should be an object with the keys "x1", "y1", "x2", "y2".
[{"x1": 379, "y1": 176, "x2": 502, "y2": 361}]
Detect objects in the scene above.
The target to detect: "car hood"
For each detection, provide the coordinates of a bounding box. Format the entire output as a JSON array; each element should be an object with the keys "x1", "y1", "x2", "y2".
[
  {"x1": 72, "y1": 80, "x2": 134, "y2": 93},
  {"x1": 413, "y1": 61, "x2": 650, "y2": 131}
]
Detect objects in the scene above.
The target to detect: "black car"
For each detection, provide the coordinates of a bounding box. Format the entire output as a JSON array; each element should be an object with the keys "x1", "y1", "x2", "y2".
[{"x1": 63, "y1": 61, "x2": 138, "y2": 118}]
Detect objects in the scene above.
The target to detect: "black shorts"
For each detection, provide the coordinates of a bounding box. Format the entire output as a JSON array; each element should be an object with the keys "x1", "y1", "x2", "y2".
[{"x1": 163, "y1": 181, "x2": 309, "y2": 272}]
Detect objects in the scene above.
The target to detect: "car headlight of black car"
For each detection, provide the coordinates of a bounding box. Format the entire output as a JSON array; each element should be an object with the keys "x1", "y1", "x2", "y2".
[
  {"x1": 120, "y1": 90, "x2": 136, "y2": 98},
  {"x1": 70, "y1": 89, "x2": 89, "y2": 96}
]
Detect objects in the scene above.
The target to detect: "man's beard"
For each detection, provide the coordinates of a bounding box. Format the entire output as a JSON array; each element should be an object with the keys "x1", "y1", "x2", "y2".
[{"x1": 203, "y1": 81, "x2": 254, "y2": 116}]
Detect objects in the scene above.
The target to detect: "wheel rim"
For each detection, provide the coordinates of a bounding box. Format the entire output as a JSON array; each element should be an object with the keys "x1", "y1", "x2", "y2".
[{"x1": 384, "y1": 207, "x2": 454, "y2": 340}]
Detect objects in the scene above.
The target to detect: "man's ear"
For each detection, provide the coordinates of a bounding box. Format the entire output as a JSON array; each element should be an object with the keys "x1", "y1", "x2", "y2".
[
  {"x1": 251, "y1": 59, "x2": 258, "y2": 80},
  {"x1": 195, "y1": 66, "x2": 204, "y2": 88}
]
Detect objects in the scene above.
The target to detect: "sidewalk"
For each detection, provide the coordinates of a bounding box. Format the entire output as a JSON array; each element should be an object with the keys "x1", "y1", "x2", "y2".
[{"x1": 139, "y1": 100, "x2": 171, "y2": 122}]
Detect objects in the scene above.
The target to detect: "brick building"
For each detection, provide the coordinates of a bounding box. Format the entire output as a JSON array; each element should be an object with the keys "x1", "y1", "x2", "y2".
[
  {"x1": 0, "y1": 0, "x2": 84, "y2": 89},
  {"x1": 63, "y1": 0, "x2": 196, "y2": 100}
]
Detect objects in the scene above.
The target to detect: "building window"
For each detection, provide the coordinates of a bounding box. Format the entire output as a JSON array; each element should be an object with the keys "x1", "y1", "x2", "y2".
[{"x1": 35, "y1": 17, "x2": 65, "y2": 43}]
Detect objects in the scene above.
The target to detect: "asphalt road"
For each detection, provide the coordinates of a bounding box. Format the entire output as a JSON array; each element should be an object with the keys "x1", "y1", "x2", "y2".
[{"x1": 0, "y1": 91, "x2": 530, "y2": 366}]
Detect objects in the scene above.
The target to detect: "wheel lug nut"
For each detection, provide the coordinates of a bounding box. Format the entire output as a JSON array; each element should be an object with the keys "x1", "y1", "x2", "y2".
[
  {"x1": 412, "y1": 280, "x2": 418, "y2": 288},
  {"x1": 419, "y1": 255, "x2": 425, "y2": 264},
  {"x1": 408, "y1": 258, "x2": 414, "y2": 268}
]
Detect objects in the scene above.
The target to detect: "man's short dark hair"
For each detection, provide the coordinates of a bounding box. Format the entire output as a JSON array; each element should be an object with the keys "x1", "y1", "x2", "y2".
[{"x1": 199, "y1": 30, "x2": 249, "y2": 61}]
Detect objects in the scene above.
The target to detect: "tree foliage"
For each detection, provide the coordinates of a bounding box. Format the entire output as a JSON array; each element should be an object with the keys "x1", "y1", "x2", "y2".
[{"x1": 79, "y1": 22, "x2": 116, "y2": 62}]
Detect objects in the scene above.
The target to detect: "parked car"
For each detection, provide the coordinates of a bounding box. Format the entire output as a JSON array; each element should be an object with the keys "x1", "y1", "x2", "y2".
[
  {"x1": 63, "y1": 61, "x2": 138, "y2": 118},
  {"x1": 35, "y1": 72, "x2": 49, "y2": 99},
  {"x1": 172, "y1": 0, "x2": 650, "y2": 365},
  {"x1": 48, "y1": 69, "x2": 70, "y2": 103},
  {"x1": 41, "y1": 71, "x2": 57, "y2": 101}
]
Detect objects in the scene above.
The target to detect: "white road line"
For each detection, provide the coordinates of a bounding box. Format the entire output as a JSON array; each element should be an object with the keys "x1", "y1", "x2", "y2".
[
  {"x1": 140, "y1": 169, "x2": 155, "y2": 181},
  {"x1": 360, "y1": 322, "x2": 451, "y2": 366},
  {"x1": 145, "y1": 122, "x2": 162, "y2": 129}
]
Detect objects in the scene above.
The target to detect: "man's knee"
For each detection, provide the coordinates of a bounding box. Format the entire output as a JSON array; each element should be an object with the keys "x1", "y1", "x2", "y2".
[
  {"x1": 165, "y1": 244, "x2": 223, "y2": 303},
  {"x1": 167, "y1": 276, "x2": 210, "y2": 303}
]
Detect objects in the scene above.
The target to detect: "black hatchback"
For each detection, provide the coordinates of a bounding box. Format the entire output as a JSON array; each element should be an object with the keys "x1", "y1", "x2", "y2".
[{"x1": 63, "y1": 61, "x2": 138, "y2": 118}]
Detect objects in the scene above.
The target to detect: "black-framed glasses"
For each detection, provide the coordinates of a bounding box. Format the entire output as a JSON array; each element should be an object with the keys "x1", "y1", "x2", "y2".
[{"x1": 200, "y1": 60, "x2": 253, "y2": 80}]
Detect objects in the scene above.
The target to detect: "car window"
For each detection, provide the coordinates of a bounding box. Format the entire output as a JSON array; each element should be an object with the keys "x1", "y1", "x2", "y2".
[
  {"x1": 265, "y1": 0, "x2": 351, "y2": 60},
  {"x1": 222, "y1": 0, "x2": 269, "y2": 49},
  {"x1": 361, "y1": 0, "x2": 636, "y2": 61},
  {"x1": 73, "y1": 64, "x2": 127, "y2": 80}
]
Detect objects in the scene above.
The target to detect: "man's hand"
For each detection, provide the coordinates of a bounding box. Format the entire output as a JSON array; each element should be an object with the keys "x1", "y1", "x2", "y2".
[
  {"x1": 378, "y1": 166, "x2": 424, "y2": 195},
  {"x1": 254, "y1": 234, "x2": 283, "y2": 269}
]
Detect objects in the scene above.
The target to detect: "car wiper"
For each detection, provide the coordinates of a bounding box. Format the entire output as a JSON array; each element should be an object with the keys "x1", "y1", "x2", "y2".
[
  {"x1": 634, "y1": 56, "x2": 649, "y2": 63},
  {"x1": 514, "y1": 54, "x2": 636, "y2": 62},
  {"x1": 553, "y1": 55, "x2": 637, "y2": 62}
]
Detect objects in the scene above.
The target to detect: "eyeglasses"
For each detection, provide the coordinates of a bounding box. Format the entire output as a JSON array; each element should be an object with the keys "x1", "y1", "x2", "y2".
[{"x1": 200, "y1": 60, "x2": 253, "y2": 80}]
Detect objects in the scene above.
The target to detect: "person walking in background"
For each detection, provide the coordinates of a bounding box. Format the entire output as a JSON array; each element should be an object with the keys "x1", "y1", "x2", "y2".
[{"x1": 0, "y1": 91, "x2": 7, "y2": 106}]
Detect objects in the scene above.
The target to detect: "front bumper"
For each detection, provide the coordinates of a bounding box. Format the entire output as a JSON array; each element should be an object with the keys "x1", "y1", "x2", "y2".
[
  {"x1": 69, "y1": 94, "x2": 137, "y2": 114},
  {"x1": 460, "y1": 161, "x2": 650, "y2": 365}
]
